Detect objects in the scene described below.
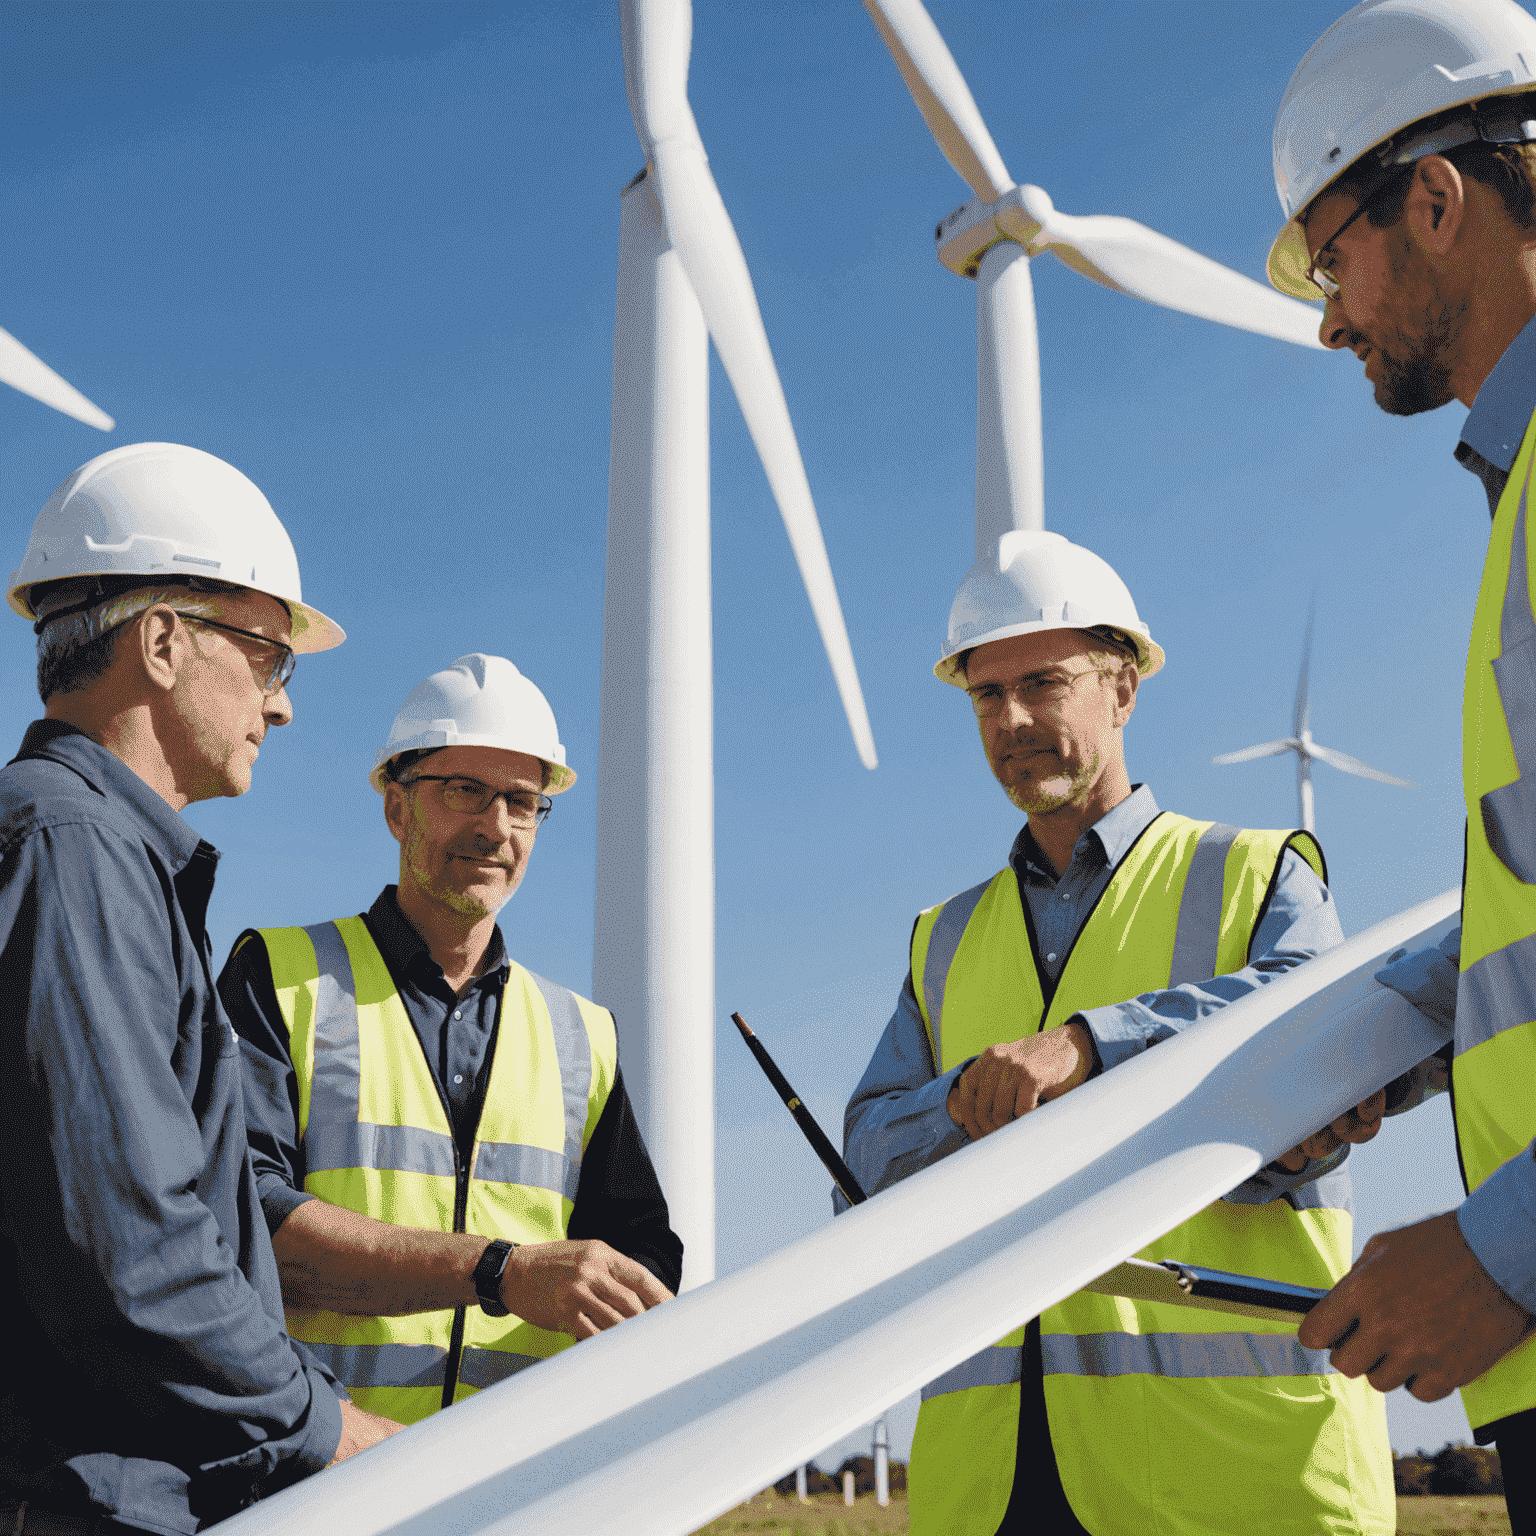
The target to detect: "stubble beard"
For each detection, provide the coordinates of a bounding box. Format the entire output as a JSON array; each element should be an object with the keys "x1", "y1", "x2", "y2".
[
  {"x1": 1370, "y1": 238, "x2": 1463, "y2": 416},
  {"x1": 994, "y1": 739, "x2": 1099, "y2": 816}
]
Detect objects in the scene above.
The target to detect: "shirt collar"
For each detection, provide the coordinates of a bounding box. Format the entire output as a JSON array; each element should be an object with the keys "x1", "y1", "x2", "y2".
[
  {"x1": 9, "y1": 718, "x2": 213, "y2": 872},
  {"x1": 1457, "y1": 313, "x2": 1536, "y2": 514},
  {"x1": 366, "y1": 884, "x2": 508, "y2": 985},
  {"x1": 1010, "y1": 783, "x2": 1161, "y2": 875}
]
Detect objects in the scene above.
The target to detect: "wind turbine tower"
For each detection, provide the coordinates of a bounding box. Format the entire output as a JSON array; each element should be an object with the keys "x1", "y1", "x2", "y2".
[
  {"x1": 1212, "y1": 605, "x2": 1413, "y2": 832},
  {"x1": 860, "y1": 0, "x2": 1326, "y2": 557},
  {"x1": 594, "y1": 0, "x2": 877, "y2": 1293}
]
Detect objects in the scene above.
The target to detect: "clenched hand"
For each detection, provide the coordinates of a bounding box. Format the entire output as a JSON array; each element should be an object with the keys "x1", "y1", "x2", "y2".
[{"x1": 946, "y1": 1023, "x2": 1093, "y2": 1141}]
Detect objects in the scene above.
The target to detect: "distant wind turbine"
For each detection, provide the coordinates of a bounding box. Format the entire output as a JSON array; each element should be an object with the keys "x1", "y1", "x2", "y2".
[
  {"x1": 0, "y1": 325, "x2": 114, "y2": 430},
  {"x1": 1212, "y1": 605, "x2": 1412, "y2": 832}
]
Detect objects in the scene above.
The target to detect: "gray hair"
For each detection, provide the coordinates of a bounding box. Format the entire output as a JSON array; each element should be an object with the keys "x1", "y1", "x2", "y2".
[{"x1": 35, "y1": 584, "x2": 223, "y2": 703}]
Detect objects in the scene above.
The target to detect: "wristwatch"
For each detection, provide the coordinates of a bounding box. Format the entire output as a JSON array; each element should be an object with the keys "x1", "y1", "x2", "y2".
[{"x1": 472, "y1": 1238, "x2": 516, "y2": 1317}]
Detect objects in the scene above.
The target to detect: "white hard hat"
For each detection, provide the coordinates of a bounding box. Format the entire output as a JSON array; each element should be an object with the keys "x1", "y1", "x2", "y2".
[
  {"x1": 1268, "y1": 0, "x2": 1536, "y2": 300},
  {"x1": 372, "y1": 653, "x2": 576, "y2": 794},
  {"x1": 9, "y1": 442, "x2": 344, "y2": 652},
  {"x1": 934, "y1": 530, "x2": 1164, "y2": 688}
]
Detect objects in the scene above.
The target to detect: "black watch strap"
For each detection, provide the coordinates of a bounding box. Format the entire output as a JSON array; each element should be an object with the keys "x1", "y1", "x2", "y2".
[{"x1": 472, "y1": 1239, "x2": 515, "y2": 1317}]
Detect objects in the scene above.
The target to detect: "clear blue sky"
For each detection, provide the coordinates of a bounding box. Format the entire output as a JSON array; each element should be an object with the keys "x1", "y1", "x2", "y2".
[{"x1": 1, "y1": 0, "x2": 1488, "y2": 1466}]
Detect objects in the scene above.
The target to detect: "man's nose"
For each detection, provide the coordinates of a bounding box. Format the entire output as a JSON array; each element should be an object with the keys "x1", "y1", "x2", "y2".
[
  {"x1": 264, "y1": 684, "x2": 293, "y2": 728},
  {"x1": 1320, "y1": 295, "x2": 1352, "y2": 350}
]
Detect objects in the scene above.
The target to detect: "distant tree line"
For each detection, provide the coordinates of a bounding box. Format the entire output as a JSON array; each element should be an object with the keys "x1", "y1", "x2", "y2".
[
  {"x1": 775, "y1": 1446, "x2": 1501, "y2": 1500},
  {"x1": 773, "y1": 1457, "x2": 909, "y2": 1497},
  {"x1": 1394, "y1": 1443, "x2": 1502, "y2": 1496}
]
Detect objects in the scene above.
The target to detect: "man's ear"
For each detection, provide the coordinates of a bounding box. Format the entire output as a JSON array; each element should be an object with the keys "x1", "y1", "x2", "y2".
[
  {"x1": 1112, "y1": 663, "x2": 1139, "y2": 729},
  {"x1": 382, "y1": 781, "x2": 410, "y2": 846},
  {"x1": 133, "y1": 605, "x2": 188, "y2": 694},
  {"x1": 1405, "y1": 155, "x2": 1465, "y2": 254}
]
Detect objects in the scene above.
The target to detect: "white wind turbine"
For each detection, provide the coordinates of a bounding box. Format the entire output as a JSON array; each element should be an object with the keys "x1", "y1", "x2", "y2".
[
  {"x1": 1213, "y1": 604, "x2": 1412, "y2": 832},
  {"x1": 1, "y1": 325, "x2": 114, "y2": 431},
  {"x1": 861, "y1": 0, "x2": 1326, "y2": 559},
  {"x1": 592, "y1": 0, "x2": 877, "y2": 1293}
]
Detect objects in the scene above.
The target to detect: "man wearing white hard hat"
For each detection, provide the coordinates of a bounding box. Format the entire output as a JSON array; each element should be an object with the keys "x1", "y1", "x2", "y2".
[
  {"x1": 219, "y1": 654, "x2": 681, "y2": 1426},
  {"x1": 1265, "y1": 1, "x2": 1536, "y2": 1516},
  {"x1": 0, "y1": 443, "x2": 398, "y2": 1536},
  {"x1": 841, "y1": 531, "x2": 1394, "y2": 1536}
]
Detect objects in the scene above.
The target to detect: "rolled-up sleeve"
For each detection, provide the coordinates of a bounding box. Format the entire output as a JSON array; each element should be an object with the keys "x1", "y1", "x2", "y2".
[
  {"x1": 1373, "y1": 925, "x2": 1459, "y2": 1114},
  {"x1": 1457, "y1": 1138, "x2": 1536, "y2": 1316},
  {"x1": 838, "y1": 975, "x2": 972, "y2": 1214},
  {"x1": 1, "y1": 824, "x2": 340, "y2": 1486}
]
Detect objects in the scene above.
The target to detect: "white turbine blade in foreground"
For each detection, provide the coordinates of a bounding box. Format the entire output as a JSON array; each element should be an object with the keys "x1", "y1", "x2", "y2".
[
  {"x1": 861, "y1": 0, "x2": 1013, "y2": 203},
  {"x1": 223, "y1": 890, "x2": 1457, "y2": 1536},
  {"x1": 1011, "y1": 193, "x2": 1326, "y2": 350},
  {"x1": 1212, "y1": 739, "x2": 1294, "y2": 766},
  {"x1": 0, "y1": 326, "x2": 114, "y2": 430},
  {"x1": 622, "y1": 0, "x2": 877, "y2": 770},
  {"x1": 1309, "y1": 742, "x2": 1416, "y2": 788}
]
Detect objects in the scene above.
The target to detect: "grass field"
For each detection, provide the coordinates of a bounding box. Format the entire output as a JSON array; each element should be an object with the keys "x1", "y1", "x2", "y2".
[{"x1": 690, "y1": 1492, "x2": 1513, "y2": 1534}]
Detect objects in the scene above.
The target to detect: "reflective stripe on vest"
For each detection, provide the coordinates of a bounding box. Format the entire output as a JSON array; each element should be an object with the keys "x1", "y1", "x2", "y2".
[
  {"x1": 258, "y1": 917, "x2": 617, "y2": 1425},
  {"x1": 1457, "y1": 402, "x2": 1536, "y2": 1428},
  {"x1": 905, "y1": 813, "x2": 1391, "y2": 1536},
  {"x1": 300, "y1": 921, "x2": 586, "y2": 1200},
  {"x1": 920, "y1": 1332, "x2": 1336, "y2": 1401}
]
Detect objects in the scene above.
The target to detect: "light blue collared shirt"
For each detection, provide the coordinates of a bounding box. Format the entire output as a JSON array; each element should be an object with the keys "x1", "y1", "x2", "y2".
[{"x1": 838, "y1": 786, "x2": 1351, "y2": 1215}]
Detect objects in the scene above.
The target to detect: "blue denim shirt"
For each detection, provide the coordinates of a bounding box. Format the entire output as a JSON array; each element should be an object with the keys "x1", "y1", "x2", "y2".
[
  {"x1": 839, "y1": 786, "x2": 1350, "y2": 1213},
  {"x1": 0, "y1": 721, "x2": 342, "y2": 1532},
  {"x1": 1378, "y1": 312, "x2": 1536, "y2": 1326}
]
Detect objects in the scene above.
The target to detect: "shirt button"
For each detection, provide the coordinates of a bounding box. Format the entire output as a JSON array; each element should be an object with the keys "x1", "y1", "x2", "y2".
[
  {"x1": 453, "y1": 1010, "x2": 462, "y2": 1020},
  {"x1": 1061, "y1": 893, "x2": 1071, "y2": 901},
  {"x1": 1046, "y1": 952, "x2": 1057, "y2": 962},
  {"x1": 454, "y1": 1074, "x2": 465, "y2": 1085}
]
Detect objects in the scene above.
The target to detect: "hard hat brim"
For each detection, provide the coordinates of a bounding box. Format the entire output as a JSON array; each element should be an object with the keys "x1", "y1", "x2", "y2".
[
  {"x1": 370, "y1": 741, "x2": 577, "y2": 796},
  {"x1": 1267, "y1": 215, "x2": 1329, "y2": 303},
  {"x1": 934, "y1": 621, "x2": 1165, "y2": 688},
  {"x1": 286, "y1": 598, "x2": 346, "y2": 654}
]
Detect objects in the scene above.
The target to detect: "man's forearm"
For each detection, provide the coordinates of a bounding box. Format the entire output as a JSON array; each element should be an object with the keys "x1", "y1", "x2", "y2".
[{"x1": 273, "y1": 1199, "x2": 487, "y2": 1315}]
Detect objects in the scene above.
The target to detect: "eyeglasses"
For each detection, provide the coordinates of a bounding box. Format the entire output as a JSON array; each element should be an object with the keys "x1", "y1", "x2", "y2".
[
  {"x1": 178, "y1": 614, "x2": 297, "y2": 694},
  {"x1": 1305, "y1": 169, "x2": 1413, "y2": 300},
  {"x1": 965, "y1": 664, "x2": 1118, "y2": 719},
  {"x1": 401, "y1": 775, "x2": 553, "y2": 826}
]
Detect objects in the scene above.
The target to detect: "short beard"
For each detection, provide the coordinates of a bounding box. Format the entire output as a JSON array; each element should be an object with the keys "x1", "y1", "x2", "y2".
[
  {"x1": 993, "y1": 740, "x2": 1100, "y2": 816},
  {"x1": 1371, "y1": 235, "x2": 1463, "y2": 416}
]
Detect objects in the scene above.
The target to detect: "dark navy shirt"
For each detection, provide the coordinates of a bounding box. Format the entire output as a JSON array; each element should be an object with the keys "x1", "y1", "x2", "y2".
[
  {"x1": 220, "y1": 886, "x2": 683, "y2": 1292},
  {"x1": 0, "y1": 721, "x2": 342, "y2": 1534}
]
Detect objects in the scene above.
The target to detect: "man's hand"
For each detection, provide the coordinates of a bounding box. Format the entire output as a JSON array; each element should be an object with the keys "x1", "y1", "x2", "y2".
[
  {"x1": 1273, "y1": 1089, "x2": 1387, "y2": 1173},
  {"x1": 499, "y1": 1239, "x2": 674, "y2": 1339},
  {"x1": 946, "y1": 1023, "x2": 1092, "y2": 1141},
  {"x1": 328, "y1": 1401, "x2": 404, "y2": 1466},
  {"x1": 1297, "y1": 1211, "x2": 1535, "y2": 1400}
]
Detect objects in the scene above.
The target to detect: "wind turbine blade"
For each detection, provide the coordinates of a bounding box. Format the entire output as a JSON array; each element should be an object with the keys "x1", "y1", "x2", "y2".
[
  {"x1": 619, "y1": 0, "x2": 695, "y2": 154},
  {"x1": 0, "y1": 326, "x2": 114, "y2": 430},
  {"x1": 1212, "y1": 740, "x2": 1295, "y2": 766},
  {"x1": 860, "y1": 0, "x2": 1013, "y2": 204},
  {"x1": 1308, "y1": 743, "x2": 1415, "y2": 788},
  {"x1": 1293, "y1": 600, "x2": 1315, "y2": 739},
  {"x1": 1018, "y1": 200, "x2": 1324, "y2": 351},
  {"x1": 649, "y1": 139, "x2": 878, "y2": 770}
]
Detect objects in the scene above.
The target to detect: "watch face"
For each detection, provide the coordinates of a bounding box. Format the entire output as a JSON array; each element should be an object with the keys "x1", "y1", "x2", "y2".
[{"x1": 475, "y1": 1241, "x2": 513, "y2": 1315}]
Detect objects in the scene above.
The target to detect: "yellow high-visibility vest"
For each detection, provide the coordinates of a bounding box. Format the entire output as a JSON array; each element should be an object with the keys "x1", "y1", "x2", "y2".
[
  {"x1": 1457, "y1": 401, "x2": 1536, "y2": 1430},
  {"x1": 256, "y1": 916, "x2": 617, "y2": 1424},
  {"x1": 907, "y1": 812, "x2": 1393, "y2": 1536}
]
